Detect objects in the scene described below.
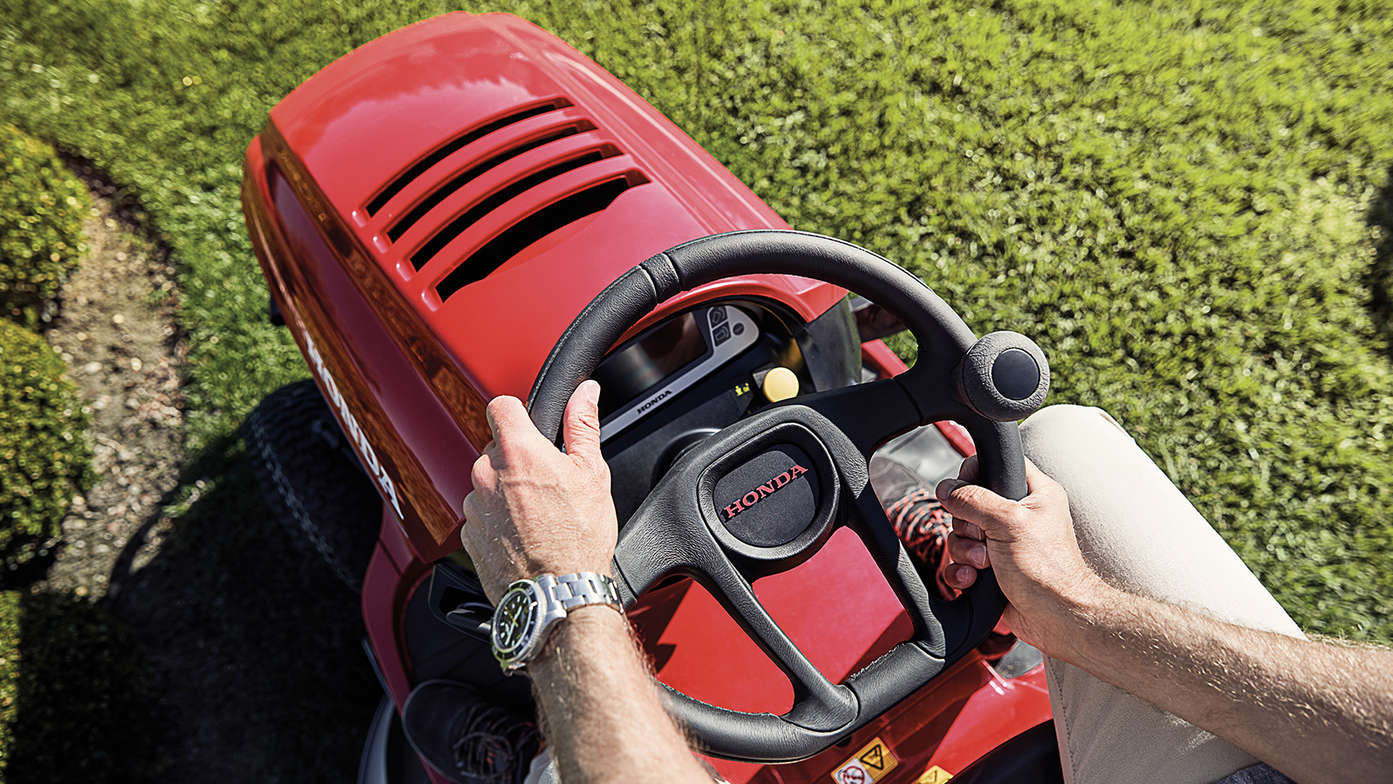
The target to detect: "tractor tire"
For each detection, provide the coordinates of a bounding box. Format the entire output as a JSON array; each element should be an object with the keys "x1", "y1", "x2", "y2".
[{"x1": 241, "y1": 379, "x2": 382, "y2": 591}]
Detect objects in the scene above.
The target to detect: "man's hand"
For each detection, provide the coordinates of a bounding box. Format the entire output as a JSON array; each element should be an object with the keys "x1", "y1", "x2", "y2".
[
  {"x1": 459, "y1": 381, "x2": 713, "y2": 784},
  {"x1": 935, "y1": 456, "x2": 1104, "y2": 648},
  {"x1": 938, "y1": 455, "x2": 1393, "y2": 783},
  {"x1": 460, "y1": 380, "x2": 617, "y2": 602}
]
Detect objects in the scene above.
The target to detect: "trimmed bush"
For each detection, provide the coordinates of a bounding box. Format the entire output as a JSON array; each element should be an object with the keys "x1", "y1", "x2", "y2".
[
  {"x1": 0, "y1": 124, "x2": 88, "y2": 326},
  {"x1": 0, "y1": 320, "x2": 90, "y2": 570},
  {"x1": 0, "y1": 592, "x2": 15, "y2": 776}
]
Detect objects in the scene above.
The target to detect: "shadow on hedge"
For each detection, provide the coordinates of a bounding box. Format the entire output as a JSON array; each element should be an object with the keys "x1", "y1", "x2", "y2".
[
  {"x1": 1371, "y1": 168, "x2": 1393, "y2": 353},
  {"x1": 0, "y1": 549, "x2": 59, "y2": 590}
]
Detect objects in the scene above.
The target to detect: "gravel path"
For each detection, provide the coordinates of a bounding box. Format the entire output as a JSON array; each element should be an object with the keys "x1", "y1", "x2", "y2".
[{"x1": 42, "y1": 168, "x2": 186, "y2": 598}]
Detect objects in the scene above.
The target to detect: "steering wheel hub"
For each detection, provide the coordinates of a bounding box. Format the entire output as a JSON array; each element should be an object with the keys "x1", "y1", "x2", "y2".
[
  {"x1": 700, "y1": 421, "x2": 840, "y2": 565},
  {"x1": 714, "y1": 445, "x2": 819, "y2": 547}
]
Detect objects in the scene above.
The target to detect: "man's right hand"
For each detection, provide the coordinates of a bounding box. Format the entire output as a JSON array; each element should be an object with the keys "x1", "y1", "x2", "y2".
[{"x1": 935, "y1": 457, "x2": 1104, "y2": 650}]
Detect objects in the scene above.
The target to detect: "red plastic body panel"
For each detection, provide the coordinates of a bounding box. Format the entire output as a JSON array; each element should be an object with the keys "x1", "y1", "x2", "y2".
[
  {"x1": 267, "y1": 10, "x2": 843, "y2": 407},
  {"x1": 243, "y1": 13, "x2": 1050, "y2": 783},
  {"x1": 247, "y1": 12, "x2": 843, "y2": 562}
]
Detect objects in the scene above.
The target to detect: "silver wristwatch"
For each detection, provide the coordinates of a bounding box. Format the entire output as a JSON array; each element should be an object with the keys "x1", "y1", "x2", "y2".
[{"x1": 490, "y1": 572, "x2": 622, "y2": 672}]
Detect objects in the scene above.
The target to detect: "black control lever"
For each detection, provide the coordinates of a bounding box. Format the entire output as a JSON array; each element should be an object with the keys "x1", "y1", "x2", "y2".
[
  {"x1": 427, "y1": 561, "x2": 495, "y2": 645},
  {"x1": 444, "y1": 602, "x2": 493, "y2": 642}
]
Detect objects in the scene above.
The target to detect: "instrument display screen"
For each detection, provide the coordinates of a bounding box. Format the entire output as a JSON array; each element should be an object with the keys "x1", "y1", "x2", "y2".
[{"x1": 595, "y1": 312, "x2": 707, "y2": 419}]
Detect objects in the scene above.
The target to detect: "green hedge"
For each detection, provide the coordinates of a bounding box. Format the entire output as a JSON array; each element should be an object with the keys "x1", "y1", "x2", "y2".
[
  {"x1": 0, "y1": 320, "x2": 90, "y2": 570},
  {"x1": 0, "y1": 124, "x2": 88, "y2": 326},
  {"x1": 0, "y1": 592, "x2": 15, "y2": 777}
]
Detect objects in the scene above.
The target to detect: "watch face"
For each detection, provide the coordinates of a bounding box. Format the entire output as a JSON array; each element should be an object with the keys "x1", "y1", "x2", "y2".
[{"x1": 492, "y1": 582, "x2": 540, "y2": 662}]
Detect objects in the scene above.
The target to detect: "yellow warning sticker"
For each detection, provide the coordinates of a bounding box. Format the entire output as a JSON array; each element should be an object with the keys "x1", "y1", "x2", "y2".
[
  {"x1": 829, "y1": 736, "x2": 899, "y2": 784},
  {"x1": 917, "y1": 766, "x2": 953, "y2": 784}
]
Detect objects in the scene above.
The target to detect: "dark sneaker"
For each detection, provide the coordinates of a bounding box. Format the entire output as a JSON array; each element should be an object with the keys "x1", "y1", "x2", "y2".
[
  {"x1": 402, "y1": 680, "x2": 541, "y2": 784},
  {"x1": 869, "y1": 425, "x2": 965, "y2": 601},
  {"x1": 882, "y1": 485, "x2": 959, "y2": 601}
]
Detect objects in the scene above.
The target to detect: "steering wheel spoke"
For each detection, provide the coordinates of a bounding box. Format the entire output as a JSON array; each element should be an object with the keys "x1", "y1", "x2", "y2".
[
  {"x1": 795, "y1": 369, "x2": 971, "y2": 457},
  {"x1": 792, "y1": 378, "x2": 923, "y2": 457},
  {"x1": 610, "y1": 455, "x2": 858, "y2": 732},
  {"x1": 840, "y1": 480, "x2": 948, "y2": 655},
  {"x1": 610, "y1": 475, "x2": 695, "y2": 603},
  {"x1": 695, "y1": 556, "x2": 857, "y2": 731}
]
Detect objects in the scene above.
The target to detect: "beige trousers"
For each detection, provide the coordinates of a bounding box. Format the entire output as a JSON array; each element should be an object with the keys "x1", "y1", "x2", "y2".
[{"x1": 1020, "y1": 405, "x2": 1304, "y2": 784}]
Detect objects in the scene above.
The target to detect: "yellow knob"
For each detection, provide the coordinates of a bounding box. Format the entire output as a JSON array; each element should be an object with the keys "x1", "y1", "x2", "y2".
[{"x1": 761, "y1": 367, "x2": 800, "y2": 402}]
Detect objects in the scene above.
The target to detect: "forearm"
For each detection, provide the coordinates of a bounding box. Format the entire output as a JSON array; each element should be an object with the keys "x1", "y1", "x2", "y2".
[
  {"x1": 1044, "y1": 582, "x2": 1393, "y2": 783},
  {"x1": 529, "y1": 606, "x2": 711, "y2": 784}
]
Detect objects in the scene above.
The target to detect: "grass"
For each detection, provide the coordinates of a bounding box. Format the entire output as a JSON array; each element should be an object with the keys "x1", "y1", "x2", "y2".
[
  {"x1": 0, "y1": 0, "x2": 1390, "y2": 774},
  {"x1": 3, "y1": 0, "x2": 1391, "y2": 627}
]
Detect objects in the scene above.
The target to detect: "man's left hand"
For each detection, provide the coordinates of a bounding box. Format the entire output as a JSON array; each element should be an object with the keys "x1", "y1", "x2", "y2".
[{"x1": 460, "y1": 380, "x2": 617, "y2": 603}]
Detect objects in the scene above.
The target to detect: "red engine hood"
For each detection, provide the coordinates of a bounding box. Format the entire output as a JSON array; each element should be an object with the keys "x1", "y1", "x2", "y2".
[
  {"x1": 249, "y1": 13, "x2": 844, "y2": 559},
  {"x1": 270, "y1": 12, "x2": 843, "y2": 402}
]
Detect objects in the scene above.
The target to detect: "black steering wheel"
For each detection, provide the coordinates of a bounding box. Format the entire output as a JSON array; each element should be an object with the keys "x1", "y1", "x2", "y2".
[{"x1": 527, "y1": 230, "x2": 1049, "y2": 763}]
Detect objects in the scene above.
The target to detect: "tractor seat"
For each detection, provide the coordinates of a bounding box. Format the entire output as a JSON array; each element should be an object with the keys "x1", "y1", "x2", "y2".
[{"x1": 950, "y1": 721, "x2": 1063, "y2": 784}]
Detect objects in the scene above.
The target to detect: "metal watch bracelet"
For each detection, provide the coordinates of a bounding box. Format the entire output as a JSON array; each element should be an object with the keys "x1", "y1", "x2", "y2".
[
  {"x1": 491, "y1": 571, "x2": 624, "y2": 672},
  {"x1": 520, "y1": 572, "x2": 623, "y2": 670},
  {"x1": 538, "y1": 572, "x2": 622, "y2": 612}
]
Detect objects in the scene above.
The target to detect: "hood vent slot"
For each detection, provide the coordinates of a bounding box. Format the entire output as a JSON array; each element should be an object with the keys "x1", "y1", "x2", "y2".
[
  {"x1": 435, "y1": 174, "x2": 644, "y2": 301},
  {"x1": 388, "y1": 122, "x2": 593, "y2": 245},
  {"x1": 410, "y1": 145, "x2": 620, "y2": 269},
  {"x1": 364, "y1": 99, "x2": 571, "y2": 217}
]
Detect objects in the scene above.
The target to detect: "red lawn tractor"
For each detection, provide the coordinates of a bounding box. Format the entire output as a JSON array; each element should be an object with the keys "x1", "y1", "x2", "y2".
[{"x1": 240, "y1": 13, "x2": 1058, "y2": 783}]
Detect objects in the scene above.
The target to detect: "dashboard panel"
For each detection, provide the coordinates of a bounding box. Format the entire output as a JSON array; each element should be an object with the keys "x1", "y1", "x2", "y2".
[
  {"x1": 596, "y1": 304, "x2": 760, "y2": 441},
  {"x1": 595, "y1": 297, "x2": 859, "y2": 525}
]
